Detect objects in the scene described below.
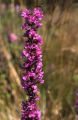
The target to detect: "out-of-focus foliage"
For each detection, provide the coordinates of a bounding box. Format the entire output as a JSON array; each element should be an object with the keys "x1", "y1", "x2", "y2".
[{"x1": 0, "y1": 0, "x2": 78, "y2": 120}]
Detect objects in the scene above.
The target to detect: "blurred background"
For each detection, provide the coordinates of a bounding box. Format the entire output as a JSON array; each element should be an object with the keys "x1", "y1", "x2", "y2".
[{"x1": 0, "y1": 0, "x2": 78, "y2": 120}]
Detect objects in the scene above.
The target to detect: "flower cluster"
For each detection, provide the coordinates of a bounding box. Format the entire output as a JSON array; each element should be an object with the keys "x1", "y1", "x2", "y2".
[
  {"x1": 10, "y1": 33, "x2": 18, "y2": 42},
  {"x1": 21, "y1": 8, "x2": 44, "y2": 120},
  {"x1": 15, "y1": 5, "x2": 20, "y2": 13}
]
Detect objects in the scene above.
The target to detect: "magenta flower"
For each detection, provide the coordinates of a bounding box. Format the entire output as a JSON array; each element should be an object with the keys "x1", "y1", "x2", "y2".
[
  {"x1": 0, "y1": 4, "x2": 6, "y2": 10},
  {"x1": 76, "y1": 90, "x2": 78, "y2": 116},
  {"x1": 50, "y1": 64, "x2": 55, "y2": 70},
  {"x1": 76, "y1": 115, "x2": 78, "y2": 120},
  {"x1": 15, "y1": 5, "x2": 20, "y2": 13},
  {"x1": 21, "y1": 8, "x2": 44, "y2": 120},
  {"x1": 10, "y1": 33, "x2": 18, "y2": 42}
]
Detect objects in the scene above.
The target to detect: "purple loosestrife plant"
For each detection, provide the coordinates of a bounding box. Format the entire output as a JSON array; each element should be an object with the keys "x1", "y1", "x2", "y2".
[
  {"x1": 21, "y1": 8, "x2": 44, "y2": 120},
  {"x1": 76, "y1": 89, "x2": 78, "y2": 119}
]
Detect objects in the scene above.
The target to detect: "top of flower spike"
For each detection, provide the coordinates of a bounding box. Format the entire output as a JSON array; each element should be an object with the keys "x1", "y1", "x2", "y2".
[
  {"x1": 34, "y1": 8, "x2": 43, "y2": 20},
  {"x1": 21, "y1": 8, "x2": 43, "y2": 21},
  {"x1": 21, "y1": 8, "x2": 32, "y2": 17}
]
